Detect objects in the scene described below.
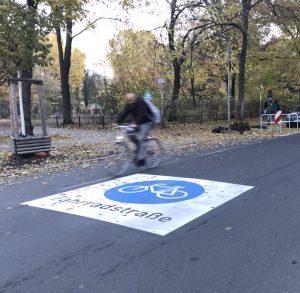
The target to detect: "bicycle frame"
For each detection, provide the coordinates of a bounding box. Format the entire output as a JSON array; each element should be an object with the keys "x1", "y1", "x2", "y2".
[
  {"x1": 114, "y1": 125, "x2": 136, "y2": 145},
  {"x1": 105, "y1": 125, "x2": 163, "y2": 175}
]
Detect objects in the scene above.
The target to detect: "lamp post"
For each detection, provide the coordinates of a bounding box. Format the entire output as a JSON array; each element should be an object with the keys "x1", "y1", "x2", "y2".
[
  {"x1": 259, "y1": 79, "x2": 263, "y2": 119},
  {"x1": 157, "y1": 77, "x2": 166, "y2": 126},
  {"x1": 227, "y1": 47, "x2": 231, "y2": 131}
]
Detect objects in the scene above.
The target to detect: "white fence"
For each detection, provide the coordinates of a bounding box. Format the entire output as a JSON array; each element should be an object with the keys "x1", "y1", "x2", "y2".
[{"x1": 260, "y1": 113, "x2": 300, "y2": 134}]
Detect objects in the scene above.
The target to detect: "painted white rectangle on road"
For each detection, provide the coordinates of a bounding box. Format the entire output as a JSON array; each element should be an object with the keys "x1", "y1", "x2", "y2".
[{"x1": 22, "y1": 174, "x2": 253, "y2": 236}]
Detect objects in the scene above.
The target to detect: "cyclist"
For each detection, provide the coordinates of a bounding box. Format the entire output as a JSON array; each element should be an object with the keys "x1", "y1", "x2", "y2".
[{"x1": 114, "y1": 92, "x2": 154, "y2": 167}]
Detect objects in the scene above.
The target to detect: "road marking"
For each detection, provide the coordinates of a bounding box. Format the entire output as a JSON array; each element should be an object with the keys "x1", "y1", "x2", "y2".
[
  {"x1": 23, "y1": 174, "x2": 253, "y2": 236},
  {"x1": 277, "y1": 131, "x2": 300, "y2": 137},
  {"x1": 58, "y1": 145, "x2": 245, "y2": 191}
]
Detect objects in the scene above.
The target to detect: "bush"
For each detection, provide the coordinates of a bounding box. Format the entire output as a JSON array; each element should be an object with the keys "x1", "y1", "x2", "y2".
[{"x1": 230, "y1": 121, "x2": 250, "y2": 132}]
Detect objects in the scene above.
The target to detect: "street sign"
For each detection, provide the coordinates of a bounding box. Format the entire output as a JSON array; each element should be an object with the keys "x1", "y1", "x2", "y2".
[
  {"x1": 22, "y1": 174, "x2": 253, "y2": 236},
  {"x1": 143, "y1": 90, "x2": 153, "y2": 101},
  {"x1": 157, "y1": 78, "x2": 165, "y2": 85}
]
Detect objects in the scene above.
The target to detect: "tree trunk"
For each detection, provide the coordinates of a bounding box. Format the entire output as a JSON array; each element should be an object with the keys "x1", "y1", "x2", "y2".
[
  {"x1": 21, "y1": 69, "x2": 34, "y2": 135},
  {"x1": 168, "y1": 60, "x2": 181, "y2": 121},
  {"x1": 22, "y1": 0, "x2": 39, "y2": 135},
  {"x1": 61, "y1": 74, "x2": 72, "y2": 124},
  {"x1": 56, "y1": 19, "x2": 73, "y2": 125},
  {"x1": 83, "y1": 71, "x2": 89, "y2": 108},
  {"x1": 231, "y1": 73, "x2": 236, "y2": 118},
  {"x1": 168, "y1": 0, "x2": 179, "y2": 121},
  {"x1": 237, "y1": 1, "x2": 250, "y2": 121},
  {"x1": 189, "y1": 48, "x2": 196, "y2": 109},
  {"x1": 190, "y1": 74, "x2": 196, "y2": 109}
]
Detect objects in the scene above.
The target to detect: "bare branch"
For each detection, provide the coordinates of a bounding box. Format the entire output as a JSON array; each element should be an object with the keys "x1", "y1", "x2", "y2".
[
  {"x1": 73, "y1": 16, "x2": 122, "y2": 39},
  {"x1": 249, "y1": 0, "x2": 264, "y2": 10}
]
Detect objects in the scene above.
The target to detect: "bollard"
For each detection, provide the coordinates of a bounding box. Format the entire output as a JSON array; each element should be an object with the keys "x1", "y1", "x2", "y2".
[{"x1": 275, "y1": 111, "x2": 282, "y2": 135}]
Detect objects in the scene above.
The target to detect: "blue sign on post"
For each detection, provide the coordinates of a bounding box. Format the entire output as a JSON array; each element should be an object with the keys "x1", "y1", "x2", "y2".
[
  {"x1": 143, "y1": 89, "x2": 154, "y2": 101},
  {"x1": 104, "y1": 180, "x2": 205, "y2": 204}
]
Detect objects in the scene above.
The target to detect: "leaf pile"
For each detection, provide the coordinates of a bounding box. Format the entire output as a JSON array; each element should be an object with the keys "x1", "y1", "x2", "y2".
[{"x1": 0, "y1": 122, "x2": 296, "y2": 187}]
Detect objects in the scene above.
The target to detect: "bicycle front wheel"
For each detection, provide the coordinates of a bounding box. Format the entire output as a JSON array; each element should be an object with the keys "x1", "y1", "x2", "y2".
[
  {"x1": 147, "y1": 138, "x2": 163, "y2": 168},
  {"x1": 104, "y1": 142, "x2": 131, "y2": 176}
]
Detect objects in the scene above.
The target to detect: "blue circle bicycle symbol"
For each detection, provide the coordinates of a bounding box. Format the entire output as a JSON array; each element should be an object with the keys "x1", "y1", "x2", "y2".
[{"x1": 104, "y1": 180, "x2": 205, "y2": 204}]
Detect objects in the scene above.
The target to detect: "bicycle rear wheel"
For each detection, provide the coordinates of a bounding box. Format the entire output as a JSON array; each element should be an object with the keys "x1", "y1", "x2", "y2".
[
  {"x1": 104, "y1": 142, "x2": 131, "y2": 176},
  {"x1": 147, "y1": 138, "x2": 163, "y2": 168}
]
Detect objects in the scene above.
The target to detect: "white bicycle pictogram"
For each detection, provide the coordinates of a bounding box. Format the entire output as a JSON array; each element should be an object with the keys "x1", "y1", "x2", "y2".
[{"x1": 118, "y1": 183, "x2": 188, "y2": 199}]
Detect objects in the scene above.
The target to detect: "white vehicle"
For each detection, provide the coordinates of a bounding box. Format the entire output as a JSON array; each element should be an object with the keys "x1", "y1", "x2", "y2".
[{"x1": 286, "y1": 105, "x2": 300, "y2": 128}]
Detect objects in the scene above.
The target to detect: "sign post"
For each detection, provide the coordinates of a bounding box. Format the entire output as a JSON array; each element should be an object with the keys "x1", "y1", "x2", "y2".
[
  {"x1": 157, "y1": 78, "x2": 165, "y2": 127},
  {"x1": 259, "y1": 80, "x2": 263, "y2": 119},
  {"x1": 227, "y1": 47, "x2": 231, "y2": 131},
  {"x1": 143, "y1": 89, "x2": 153, "y2": 101}
]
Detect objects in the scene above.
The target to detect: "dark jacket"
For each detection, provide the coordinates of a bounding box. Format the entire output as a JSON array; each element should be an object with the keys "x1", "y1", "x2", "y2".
[
  {"x1": 274, "y1": 101, "x2": 280, "y2": 111},
  {"x1": 117, "y1": 99, "x2": 152, "y2": 125}
]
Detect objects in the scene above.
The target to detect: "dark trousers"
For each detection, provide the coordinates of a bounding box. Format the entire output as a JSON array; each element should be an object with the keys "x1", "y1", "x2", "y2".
[{"x1": 126, "y1": 122, "x2": 154, "y2": 160}]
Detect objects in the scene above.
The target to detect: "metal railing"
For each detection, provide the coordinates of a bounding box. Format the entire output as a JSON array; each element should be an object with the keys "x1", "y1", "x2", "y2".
[
  {"x1": 47, "y1": 113, "x2": 232, "y2": 127},
  {"x1": 48, "y1": 114, "x2": 109, "y2": 127},
  {"x1": 260, "y1": 113, "x2": 300, "y2": 133}
]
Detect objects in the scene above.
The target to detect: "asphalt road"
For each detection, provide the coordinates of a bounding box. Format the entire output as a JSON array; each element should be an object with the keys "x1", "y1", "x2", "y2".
[{"x1": 1, "y1": 133, "x2": 300, "y2": 293}]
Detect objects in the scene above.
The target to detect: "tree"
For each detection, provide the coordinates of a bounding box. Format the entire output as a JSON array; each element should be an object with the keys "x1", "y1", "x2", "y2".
[
  {"x1": 95, "y1": 80, "x2": 121, "y2": 125},
  {"x1": 164, "y1": 0, "x2": 218, "y2": 120},
  {"x1": 44, "y1": 0, "x2": 130, "y2": 124},
  {"x1": 212, "y1": 0, "x2": 299, "y2": 120},
  {"x1": 82, "y1": 70, "x2": 96, "y2": 108},
  {"x1": 271, "y1": 0, "x2": 300, "y2": 56},
  {"x1": 179, "y1": 32, "x2": 239, "y2": 115},
  {"x1": 0, "y1": 0, "x2": 51, "y2": 134},
  {"x1": 69, "y1": 48, "x2": 86, "y2": 90},
  {"x1": 107, "y1": 29, "x2": 167, "y2": 96},
  {"x1": 44, "y1": 32, "x2": 86, "y2": 88},
  {"x1": 46, "y1": 0, "x2": 83, "y2": 124},
  {"x1": 40, "y1": 33, "x2": 86, "y2": 114},
  {"x1": 235, "y1": 0, "x2": 265, "y2": 120},
  {"x1": 247, "y1": 36, "x2": 300, "y2": 111},
  {"x1": 0, "y1": 0, "x2": 49, "y2": 81}
]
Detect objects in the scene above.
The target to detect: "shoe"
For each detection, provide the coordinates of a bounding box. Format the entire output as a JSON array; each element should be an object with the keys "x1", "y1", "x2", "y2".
[{"x1": 136, "y1": 159, "x2": 146, "y2": 167}]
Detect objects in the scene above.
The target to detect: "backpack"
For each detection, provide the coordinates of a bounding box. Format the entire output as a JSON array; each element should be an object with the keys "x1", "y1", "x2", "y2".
[{"x1": 144, "y1": 99, "x2": 162, "y2": 124}]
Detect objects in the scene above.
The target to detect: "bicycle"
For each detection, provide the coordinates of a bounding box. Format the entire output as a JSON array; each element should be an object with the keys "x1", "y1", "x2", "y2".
[
  {"x1": 104, "y1": 125, "x2": 163, "y2": 176},
  {"x1": 118, "y1": 183, "x2": 188, "y2": 199}
]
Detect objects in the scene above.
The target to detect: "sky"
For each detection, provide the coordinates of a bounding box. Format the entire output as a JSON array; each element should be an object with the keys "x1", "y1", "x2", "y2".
[
  {"x1": 71, "y1": 1, "x2": 169, "y2": 77},
  {"x1": 16, "y1": 0, "x2": 169, "y2": 77},
  {"x1": 17, "y1": 1, "x2": 281, "y2": 78}
]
